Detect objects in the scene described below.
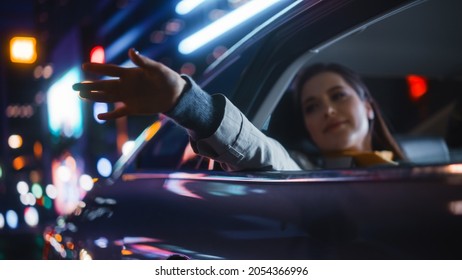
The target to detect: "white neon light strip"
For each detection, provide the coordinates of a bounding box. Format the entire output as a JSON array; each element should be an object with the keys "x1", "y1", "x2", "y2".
[
  {"x1": 176, "y1": 0, "x2": 206, "y2": 15},
  {"x1": 178, "y1": 0, "x2": 281, "y2": 54}
]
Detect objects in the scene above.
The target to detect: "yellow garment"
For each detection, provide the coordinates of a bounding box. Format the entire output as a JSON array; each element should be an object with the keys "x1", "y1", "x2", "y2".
[{"x1": 326, "y1": 150, "x2": 397, "y2": 167}]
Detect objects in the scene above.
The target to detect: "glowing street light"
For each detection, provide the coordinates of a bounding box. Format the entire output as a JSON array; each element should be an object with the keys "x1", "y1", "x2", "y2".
[
  {"x1": 10, "y1": 36, "x2": 37, "y2": 64},
  {"x1": 178, "y1": 0, "x2": 281, "y2": 54},
  {"x1": 176, "y1": 0, "x2": 206, "y2": 15}
]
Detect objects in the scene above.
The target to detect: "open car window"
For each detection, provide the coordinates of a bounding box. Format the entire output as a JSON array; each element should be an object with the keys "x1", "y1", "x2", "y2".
[
  {"x1": 263, "y1": 0, "x2": 462, "y2": 167},
  {"x1": 133, "y1": 0, "x2": 461, "y2": 172}
]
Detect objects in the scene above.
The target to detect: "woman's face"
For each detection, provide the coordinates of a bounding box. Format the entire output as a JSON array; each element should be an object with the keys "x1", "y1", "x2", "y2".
[{"x1": 300, "y1": 71, "x2": 373, "y2": 153}]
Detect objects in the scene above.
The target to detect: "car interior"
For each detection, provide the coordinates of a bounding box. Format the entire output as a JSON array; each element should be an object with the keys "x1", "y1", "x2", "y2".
[{"x1": 264, "y1": 0, "x2": 462, "y2": 166}]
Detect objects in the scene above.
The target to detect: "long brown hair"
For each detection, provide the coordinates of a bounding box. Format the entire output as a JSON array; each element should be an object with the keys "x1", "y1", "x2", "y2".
[{"x1": 293, "y1": 63, "x2": 406, "y2": 160}]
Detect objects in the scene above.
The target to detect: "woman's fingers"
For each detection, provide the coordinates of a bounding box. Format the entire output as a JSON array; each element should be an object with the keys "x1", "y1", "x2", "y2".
[
  {"x1": 97, "y1": 106, "x2": 129, "y2": 120},
  {"x1": 73, "y1": 48, "x2": 182, "y2": 119},
  {"x1": 128, "y1": 48, "x2": 164, "y2": 72},
  {"x1": 73, "y1": 79, "x2": 121, "y2": 92},
  {"x1": 79, "y1": 91, "x2": 120, "y2": 103},
  {"x1": 75, "y1": 79, "x2": 123, "y2": 102},
  {"x1": 82, "y1": 62, "x2": 126, "y2": 77},
  {"x1": 128, "y1": 48, "x2": 145, "y2": 67}
]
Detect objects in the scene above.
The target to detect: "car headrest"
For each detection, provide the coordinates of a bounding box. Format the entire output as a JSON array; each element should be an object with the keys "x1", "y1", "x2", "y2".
[{"x1": 395, "y1": 135, "x2": 450, "y2": 164}]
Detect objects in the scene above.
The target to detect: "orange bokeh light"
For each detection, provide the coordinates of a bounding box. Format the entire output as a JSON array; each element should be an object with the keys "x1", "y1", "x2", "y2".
[
  {"x1": 10, "y1": 37, "x2": 37, "y2": 64},
  {"x1": 13, "y1": 156, "x2": 26, "y2": 170}
]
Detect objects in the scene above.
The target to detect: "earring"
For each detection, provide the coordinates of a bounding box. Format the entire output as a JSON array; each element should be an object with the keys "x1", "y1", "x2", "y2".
[{"x1": 368, "y1": 110, "x2": 375, "y2": 120}]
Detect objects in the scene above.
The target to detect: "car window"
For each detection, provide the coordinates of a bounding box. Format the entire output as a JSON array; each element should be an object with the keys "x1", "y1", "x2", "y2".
[
  {"x1": 265, "y1": 0, "x2": 462, "y2": 166},
  {"x1": 135, "y1": 120, "x2": 190, "y2": 170},
  {"x1": 134, "y1": 0, "x2": 461, "y2": 172}
]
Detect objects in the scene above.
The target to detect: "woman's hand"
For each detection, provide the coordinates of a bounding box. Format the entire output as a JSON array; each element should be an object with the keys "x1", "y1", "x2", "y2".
[{"x1": 72, "y1": 48, "x2": 187, "y2": 120}]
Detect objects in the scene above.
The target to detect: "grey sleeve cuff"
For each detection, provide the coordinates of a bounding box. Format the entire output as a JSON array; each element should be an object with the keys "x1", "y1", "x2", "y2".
[{"x1": 164, "y1": 75, "x2": 225, "y2": 140}]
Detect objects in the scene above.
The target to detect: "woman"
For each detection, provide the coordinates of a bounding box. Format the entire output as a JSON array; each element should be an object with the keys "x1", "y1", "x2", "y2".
[
  {"x1": 73, "y1": 48, "x2": 404, "y2": 171},
  {"x1": 289, "y1": 63, "x2": 405, "y2": 168}
]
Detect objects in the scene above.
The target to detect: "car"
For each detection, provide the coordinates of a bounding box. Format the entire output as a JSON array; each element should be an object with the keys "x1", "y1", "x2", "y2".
[{"x1": 43, "y1": 0, "x2": 462, "y2": 260}]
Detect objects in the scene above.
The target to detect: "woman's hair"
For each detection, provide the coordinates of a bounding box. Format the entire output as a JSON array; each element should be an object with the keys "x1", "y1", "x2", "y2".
[{"x1": 293, "y1": 63, "x2": 406, "y2": 160}]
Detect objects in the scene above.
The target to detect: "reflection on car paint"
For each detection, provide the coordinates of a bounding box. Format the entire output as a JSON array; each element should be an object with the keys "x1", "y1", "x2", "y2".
[
  {"x1": 114, "y1": 237, "x2": 162, "y2": 245},
  {"x1": 163, "y1": 179, "x2": 204, "y2": 199},
  {"x1": 123, "y1": 243, "x2": 175, "y2": 259},
  {"x1": 125, "y1": 164, "x2": 462, "y2": 184},
  {"x1": 163, "y1": 176, "x2": 262, "y2": 197},
  {"x1": 204, "y1": 182, "x2": 250, "y2": 197},
  {"x1": 117, "y1": 236, "x2": 223, "y2": 259}
]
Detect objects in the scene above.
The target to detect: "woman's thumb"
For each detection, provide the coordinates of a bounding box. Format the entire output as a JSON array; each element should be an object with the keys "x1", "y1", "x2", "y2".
[
  {"x1": 128, "y1": 48, "x2": 163, "y2": 70},
  {"x1": 128, "y1": 48, "x2": 148, "y2": 67}
]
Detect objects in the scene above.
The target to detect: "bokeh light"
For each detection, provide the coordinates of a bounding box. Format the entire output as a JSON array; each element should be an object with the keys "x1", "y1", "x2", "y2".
[
  {"x1": 180, "y1": 62, "x2": 196, "y2": 76},
  {"x1": 93, "y1": 103, "x2": 108, "y2": 124},
  {"x1": 47, "y1": 67, "x2": 83, "y2": 138},
  {"x1": 46, "y1": 184, "x2": 58, "y2": 199},
  {"x1": 10, "y1": 36, "x2": 37, "y2": 64},
  {"x1": 175, "y1": 0, "x2": 205, "y2": 15},
  {"x1": 8, "y1": 134, "x2": 23, "y2": 149},
  {"x1": 31, "y1": 183, "x2": 43, "y2": 199},
  {"x1": 29, "y1": 170, "x2": 41, "y2": 183},
  {"x1": 97, "y1": 158, "x2": 112, "y2": 177},
  {"x1": 20, "y1": 193, "x2": 37, "y2": 206},
  {"x1": 33, "y1": 141, "x2": 43, "y2": 159},
  {"x1": 57, "y1": 165, "x2": 72, "y2": 182},
  {"x1": 24, "y1": 207, "x2": 39, "y2": 227},
  {"x1": 94, "y1": 237, "x2": 109, "y2": 248},
  {"x1": 90, "y1": 46, "x2": 105, "y2": 63},
  {"x1": 33, "y1": 65, "x2": 43, "y2": 79},
  {"x1": 79, "y1": 174, "x2": 94, "y2": 191},
  {"x1": 122, "y1": 140, "x2": 135, "y2": 155},
  {"x1": 6, "y1": 210, "x2": 19, "y2": 229},
  {"x1": 79, "y1": 249, "x2": 93, "y2": 260},
  {"x1": 17, "y1": 181, "x2": 29, "y2": 194},
  {"x1": 13, "y1": 156, "x2": 26, "y2": 170},
  {"x1": 43, "y1": 64, "x2": 54, "y2": 79},
  {"x1": 0, "y1": 213, "x2": 4, "y2": 229}
]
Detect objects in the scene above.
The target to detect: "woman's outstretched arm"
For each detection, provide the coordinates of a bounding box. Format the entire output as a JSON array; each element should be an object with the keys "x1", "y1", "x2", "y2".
[{"x1": 73, "y1": 48, "x2": 302, "y2": 171}]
